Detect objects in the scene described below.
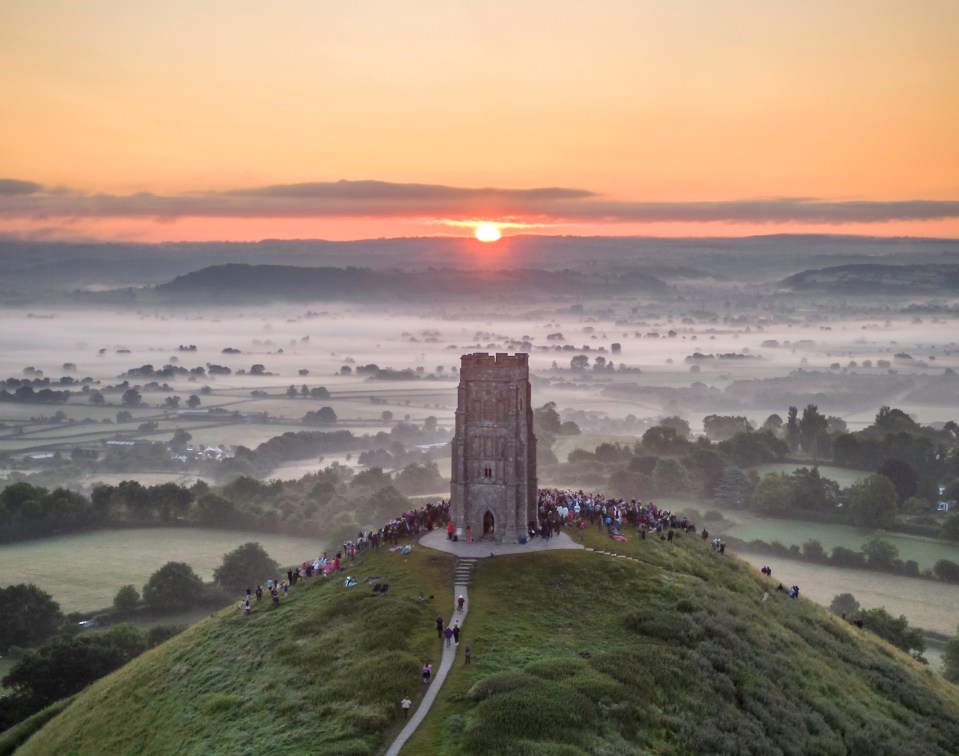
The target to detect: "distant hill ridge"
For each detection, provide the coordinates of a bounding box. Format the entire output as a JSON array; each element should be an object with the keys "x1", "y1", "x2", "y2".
[
  {"x1": 152, "y1": 263, "x2": 668, "y2": 302},
  {"x1": 783, "y1": 262, "x2": 959, "y2": 293}
]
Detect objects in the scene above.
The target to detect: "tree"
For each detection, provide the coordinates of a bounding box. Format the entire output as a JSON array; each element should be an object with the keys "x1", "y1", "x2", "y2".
[
  {"x1": 652, "y1": 457, "x2": 690, "y2": 495},
  {"x1": 874, "y1": 406, "x2": 919, "y2": 434},
  {"x1": 120, "y1": 388, "x2": 142, "y2": 407},
  {"x1": 113, "y1": 584, "x2": 140, "y2": 614},
  {"x1": 196, "y1": 493, "x2": 238, "y2": 527},
  {"x1": 877, "y1": 458, "x2": 918, "y2": 503},
  {"x1": 186, "y1": 395, "x2": 201, "y2": 409},
  {"x1": 934, "y1": 559, "x2": 959, "y2": 583},
  {"x1": 717, "y1": 430, "x2": 787, "y2": 467},
  {"x1": 790, "y1": 466, "x2": 840, "y2": 511},
  {"x1": 762, "y1": 414, "x2": 783, "y2": 435},
  {"x1": 309, "y1": 386, "x2": 330, "y2": 399},
  {"x1": 89, "y1": 390, "x2": 105, "y2": 406},
  {"x1": 641, "y1": 425, "x2": 688, "y2": 456},
  {"x1": 381, "y1": 410, "x2": 394, "y2": 422},
  {"x1": 799, "y1": 404, "x2": 829, "y2": 457},
  {"x1": 164, "y1": 395, "x2": 180, "y2": 409},
  {"x1": 394, "y1": 462, "x2": 445, "y2": 495},
  {"x1": 802, "y1": 539, "x2": 828, "y2": 562},
  {"x1": 785, "y1": 406, "x2": 800, "y2": 451},
  {"x1": 303, "y1": 407, "x2": 337, "y2": 425},
  {"x1": 702, "y1": 415, "x2": 752, "y2": 442},
  {"x1": 748, "y1": 473, "x2": 793, "y2": 515},
  {"x1": 847, "y1": 474, "x2": 898, "y2": 530},
  {"x1": 659, "y1": 416, "x2": 691, "y2": 438},
  {"x1": 941, "y1": 512, "x2": 959, "y2": 541},
  {"x1": 829, "y1": 593, "x2": 860, "y2": 616},
  {"x1": 854, "y1": 607, "x2": 925, "y2": 656},
  {"x1": 213, "y1": 543, "x2": 279, "y2": 594},
  {"x1": 569, "y1": 355, "x2": 589, "y2": 370},
  {"x1": 862, "y1": 536, "x2": 899, "y2": 571},
  {"x1": 2, "y1": 625, "x2": 147, "y2": 720},
  {"x1": 714, "y1": 466, "x2": 753, "y2": 508},
  {"x1": 170, "y1": 428, "x2": 192, "y2": 451},
  {"x1": 142, "y1": 562, "x2": 204, "y2": 612},
  {"x1": 0, "y1": 584, "x2": 64, "y2": 653},
  {"x1": 533, "y1": 402, "x2": 562, "y2": 434}
]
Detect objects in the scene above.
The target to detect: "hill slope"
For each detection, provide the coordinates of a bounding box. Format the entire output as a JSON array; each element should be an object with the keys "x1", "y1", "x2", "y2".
[{"x1": 11, "y1": 530, "x2": 959, "y2": 755}]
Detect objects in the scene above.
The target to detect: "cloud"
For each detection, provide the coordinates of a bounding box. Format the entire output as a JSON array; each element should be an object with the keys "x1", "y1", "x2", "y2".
[
  {"x1": 0, "y1": 178, "x2": 957, "y2": 226},
  {"x1": 0, "y1": 179, "x2": 43, "y2": 196}
]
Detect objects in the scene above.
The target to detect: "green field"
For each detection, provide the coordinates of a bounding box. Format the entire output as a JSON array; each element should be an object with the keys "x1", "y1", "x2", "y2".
[
  {"x1": 711, "y1": 508, "x2": 959, "y2": 570},
  {"x1": 0, "y1": 528, "x2": 325, "y2": 613},
  {"x1": 751, "y1": 463, "x2": 871, "y2": 489}
]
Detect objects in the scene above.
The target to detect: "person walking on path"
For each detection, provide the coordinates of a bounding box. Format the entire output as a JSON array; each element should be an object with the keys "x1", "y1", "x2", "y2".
[
  {"x1": 457, "y1": 594, "x2": 465, "y2": 612},
  {"x1": 400, "y1": 696, "x2": 412, "y2": 719},
  {"x1": 444, "y1": 625, "x2": 453, "y2": 647},
  {"x1": 452, "y1": 622, "x2": 460, "y2": 646},
  {"x1": 422, "y1": 663, "x2": 432, "y2": 684},
  {"x1": 464, "y1": 645, "x2": 471, "y2": 665}
]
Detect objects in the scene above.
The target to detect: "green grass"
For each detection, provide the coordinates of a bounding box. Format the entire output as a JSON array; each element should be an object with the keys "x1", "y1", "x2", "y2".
[
  {"x1": 14, "y1": 541, "x2": 455, "y2": 755},
  {"x1": 9, "y1": 525, "x2": 959, "y2": 755},
  {"x1": 0, "y1": 528, "x2": 338, "y2": 614},
  {"x1": 403, "y1": 527, "x2": 959, "y2": 755}
]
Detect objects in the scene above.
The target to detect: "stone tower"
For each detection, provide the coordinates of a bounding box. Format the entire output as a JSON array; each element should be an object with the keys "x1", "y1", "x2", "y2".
[{"x1": 450, "y1": 352, "x2": 537, "y2": 544}]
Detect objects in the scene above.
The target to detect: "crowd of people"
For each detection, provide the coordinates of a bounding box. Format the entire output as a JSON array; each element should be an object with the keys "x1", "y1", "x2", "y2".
[{"x1": 535, "y1": 488, "x2": 700, "y2": 541}]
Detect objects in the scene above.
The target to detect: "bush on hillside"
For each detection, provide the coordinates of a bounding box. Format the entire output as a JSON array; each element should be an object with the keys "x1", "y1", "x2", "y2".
[{"x1": 830, "y1": 593, "x2": 860, "y2": 616}]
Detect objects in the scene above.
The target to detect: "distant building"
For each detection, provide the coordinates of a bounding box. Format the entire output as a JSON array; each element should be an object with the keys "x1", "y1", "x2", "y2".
[{"x1": 450, "y1": 353, "x2": 537, "y2": 543}]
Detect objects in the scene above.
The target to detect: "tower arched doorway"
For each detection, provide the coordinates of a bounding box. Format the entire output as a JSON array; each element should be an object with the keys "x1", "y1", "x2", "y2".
[{"x1": 483, "y1": 510, "x2": 495, "y2": 536}]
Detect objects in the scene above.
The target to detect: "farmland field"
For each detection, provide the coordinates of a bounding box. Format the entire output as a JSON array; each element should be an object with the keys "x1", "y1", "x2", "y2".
[
  {"x1": 0, "y1": 528, "x2": 325, "y2": 613},
  {"x1": 735, "y1": 548, "x2": 959, "y2": 639}
]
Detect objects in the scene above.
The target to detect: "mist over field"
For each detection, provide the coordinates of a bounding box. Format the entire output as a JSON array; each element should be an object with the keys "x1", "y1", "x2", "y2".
[{"x1": 2, "y1": 233, "x2": 959, "y2": 668}]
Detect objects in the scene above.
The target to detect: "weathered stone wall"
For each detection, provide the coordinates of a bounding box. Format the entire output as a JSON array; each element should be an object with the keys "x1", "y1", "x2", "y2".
[{"x1": 450, "y1": 352, "x2": 537, "y2": 543}]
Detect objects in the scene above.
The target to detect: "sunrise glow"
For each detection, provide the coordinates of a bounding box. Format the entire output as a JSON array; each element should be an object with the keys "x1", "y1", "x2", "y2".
[{"x1": 474, "y1": 223, "x2": 502, "y2": 243}]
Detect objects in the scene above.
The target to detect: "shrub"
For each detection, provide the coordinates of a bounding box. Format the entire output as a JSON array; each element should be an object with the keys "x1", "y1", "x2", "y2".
[
  {"x1": 829, "y1": 593, "x2": 860, "y2": 616},
  {"x1": 933, "y1": 559, "x2": 959, "y2": 583}
]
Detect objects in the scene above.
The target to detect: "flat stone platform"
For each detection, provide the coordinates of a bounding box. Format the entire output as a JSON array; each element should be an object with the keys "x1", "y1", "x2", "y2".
[{"x1": 418, "y1": 528, "x2": 584, "y2": 557}]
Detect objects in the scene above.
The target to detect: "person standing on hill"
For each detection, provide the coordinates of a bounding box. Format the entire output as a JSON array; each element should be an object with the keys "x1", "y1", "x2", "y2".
[
  {"x1": 436, "y1": 616, "x2": 443, "y2": 638},
  {"x1": 464, "y1": 645, "x2": 471, "y2": 665}
]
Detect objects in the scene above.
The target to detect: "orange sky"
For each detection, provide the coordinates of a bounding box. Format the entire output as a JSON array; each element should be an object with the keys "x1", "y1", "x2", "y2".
[{"x1": 2, "y1": 1, "x2": 958, "y2": 242}]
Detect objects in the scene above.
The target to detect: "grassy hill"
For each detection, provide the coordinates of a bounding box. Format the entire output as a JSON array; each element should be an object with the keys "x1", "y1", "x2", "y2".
[{"x1": 7, "y1": 529, "x2": 959, "y2": 755}]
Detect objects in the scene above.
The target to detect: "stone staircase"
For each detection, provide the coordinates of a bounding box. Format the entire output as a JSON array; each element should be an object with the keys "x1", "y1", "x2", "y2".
[{"x1": 454, "y1": 557, "x2": 478, "y2": 586}]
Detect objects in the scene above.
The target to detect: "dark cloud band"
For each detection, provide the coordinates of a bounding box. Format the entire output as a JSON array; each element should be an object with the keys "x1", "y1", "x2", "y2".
[{"x1": 1, "y1": 178, "x2": 957, "y2": 225}]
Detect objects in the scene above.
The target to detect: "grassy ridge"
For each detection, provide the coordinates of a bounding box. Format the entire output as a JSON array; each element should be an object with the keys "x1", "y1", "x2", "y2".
[
  {"x1": 12, "y1": 545, "x2": 454, "y2": 755},
  {"x1": 405, "y1": 529, "x2": 959, "y2": 755},
  {"x1": 10, "y1": 528, "x2": 959, "y2": 754}
]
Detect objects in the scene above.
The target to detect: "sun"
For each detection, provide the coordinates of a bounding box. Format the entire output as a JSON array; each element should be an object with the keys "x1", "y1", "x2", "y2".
[{"x1": 474, "y1": 222, "x2": 502, "y2": 242}]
